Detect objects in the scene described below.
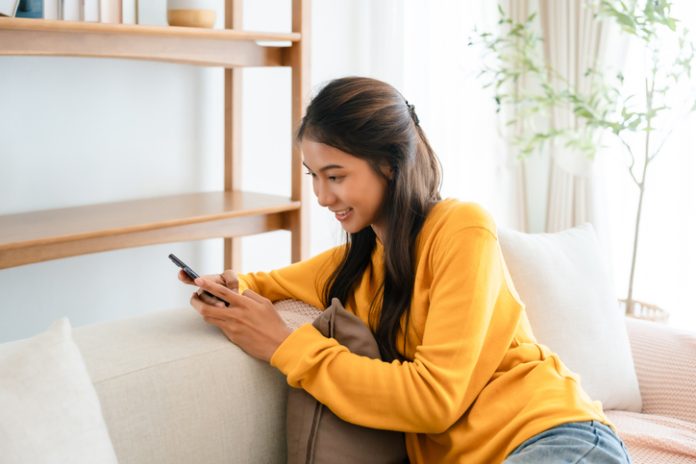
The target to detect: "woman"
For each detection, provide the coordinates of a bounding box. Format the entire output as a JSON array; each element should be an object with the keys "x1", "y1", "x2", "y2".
[{"x1": 179, "y1": 77, "x2": 632, "y2": 463}]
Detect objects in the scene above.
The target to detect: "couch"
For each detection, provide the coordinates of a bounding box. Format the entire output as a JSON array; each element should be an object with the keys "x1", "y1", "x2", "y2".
[
  {"x1": 68, "y1": 304, "x2": 696, "y2": 464},
  {"x1": 2, "y1": 224, "x2": 695, "y2": 463}
]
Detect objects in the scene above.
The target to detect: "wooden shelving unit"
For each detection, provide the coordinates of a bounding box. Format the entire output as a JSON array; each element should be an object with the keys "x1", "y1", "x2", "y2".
[{"x1": 0, "y1": 0, "x2": 310, "y2": 270}]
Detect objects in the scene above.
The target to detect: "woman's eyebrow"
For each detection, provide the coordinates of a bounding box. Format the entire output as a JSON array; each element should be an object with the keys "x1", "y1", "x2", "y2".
[{"x1": 302, "y1": 162, "x2": 345, "y2": 172}]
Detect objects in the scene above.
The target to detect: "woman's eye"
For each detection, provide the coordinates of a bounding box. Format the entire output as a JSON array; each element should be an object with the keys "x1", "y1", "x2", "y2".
[
  {"x1": 328, "y1": 176, "x2": 343, "y2": 182},
  {"x1": 304, "y1": 170, "x2": 316, "y2": 178}
]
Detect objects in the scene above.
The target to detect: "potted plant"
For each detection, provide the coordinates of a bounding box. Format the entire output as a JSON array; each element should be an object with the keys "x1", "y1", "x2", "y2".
[{"x1": 472, "y1": 0, "x2": 696, "y2": 320}]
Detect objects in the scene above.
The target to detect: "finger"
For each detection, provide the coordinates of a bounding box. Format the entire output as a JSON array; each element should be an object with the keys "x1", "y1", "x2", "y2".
[
  {"x1": 193, "y1": 279, "x2": 234, "y2": 306},
  {"x1": 190, "y1": 293, "x2": 232, "y2": 320},
  {"x1": 221, "y1": 269, "x2": 239, "y2": 289},
  {"x1": 198, "y1": 290, "x2": 226, "y2": 307},
  {"x1": 205, "y1": 273, "x2": 226, "y2": 285},
  {"x1": 194, "y1": 278, "x2": 233, "y2": 303},
  {"x1": 180, "y1": 271, "x2": 224, "y2": 287},
  {"x1": 190, "y1": 292, "x2": 209, "y2": 314},
  {"x1": 178, "y1": 270, "x2": 195, "y2": 285},
  {"x1": 195, "y1": 278, "x2": 249, "y2": 306}
]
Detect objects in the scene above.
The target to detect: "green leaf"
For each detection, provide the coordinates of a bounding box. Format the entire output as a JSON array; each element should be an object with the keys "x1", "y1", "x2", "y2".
[
  {"x1": 644, "y1": 0, "x2": 655, "y2": 16},
  {"x1": 615, "y1": 13, "x2": 637, "y2": 32},
  {"x1": 574, "y1": 106, "x2": 595, "y2": 120},
  {"x1": 628, "y1": 118, "x2": 641, "y2": 130}
]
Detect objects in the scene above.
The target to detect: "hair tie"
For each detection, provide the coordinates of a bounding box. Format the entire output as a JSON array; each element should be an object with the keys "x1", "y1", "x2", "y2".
[{"x1": 405, "y1": 100, "x2": 420, "y2": 126}]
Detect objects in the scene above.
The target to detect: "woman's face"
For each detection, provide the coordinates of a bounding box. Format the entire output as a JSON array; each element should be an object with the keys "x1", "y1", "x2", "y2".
[{"x1": 301, "y1": 139, "x2": 389, "y2": 241}]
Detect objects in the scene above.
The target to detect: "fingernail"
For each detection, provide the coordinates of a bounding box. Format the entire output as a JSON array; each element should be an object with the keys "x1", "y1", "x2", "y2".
[{"x1": 194, "y1": 278, "x2": 202, "y2": 285}]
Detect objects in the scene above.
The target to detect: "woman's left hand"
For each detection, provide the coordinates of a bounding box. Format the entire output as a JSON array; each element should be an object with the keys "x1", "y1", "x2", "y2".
[{"x1": 190, "y1": 277, "x2": 292, "y2": 362}]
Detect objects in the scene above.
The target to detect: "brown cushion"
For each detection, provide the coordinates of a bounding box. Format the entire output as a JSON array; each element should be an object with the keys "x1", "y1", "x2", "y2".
[{"x1": 286, "y1": 298, "x2": 408, "y2": 464}]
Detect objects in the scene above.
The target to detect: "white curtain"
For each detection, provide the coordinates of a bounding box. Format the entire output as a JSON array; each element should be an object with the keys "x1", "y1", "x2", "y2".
[
  {"x1": 358, "y1": 0, "x2": 695, "y2": 330},
  {"x1": 538, "y1": 0, "x2": 616, "y2": 240},
  {"x1": 505, "y1": 0, "x2": 533, "y2": 232},
  {"x1": 364, "y1": 0, "x2": 525, "y2": 231}
]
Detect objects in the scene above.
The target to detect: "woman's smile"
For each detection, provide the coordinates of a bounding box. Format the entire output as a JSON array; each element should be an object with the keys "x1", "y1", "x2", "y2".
[{"x1": 332, "y1": 208, "x2": 353, "y2": 222}]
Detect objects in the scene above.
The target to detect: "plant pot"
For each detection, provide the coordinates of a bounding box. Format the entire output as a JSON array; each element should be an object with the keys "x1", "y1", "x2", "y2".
[{"x1": 167, "y1": 0, "x2": 216, "y2": 28}]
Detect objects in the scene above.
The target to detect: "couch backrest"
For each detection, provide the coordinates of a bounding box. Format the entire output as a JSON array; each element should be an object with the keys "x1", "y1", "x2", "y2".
[{"x1": 74, "y1": 309, "x2": 287, "y2": 464}]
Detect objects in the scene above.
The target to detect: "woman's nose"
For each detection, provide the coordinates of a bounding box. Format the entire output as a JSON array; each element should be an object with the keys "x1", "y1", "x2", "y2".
[{"x1": 314, "y1": 183, "x2": 335, "y2": 207}]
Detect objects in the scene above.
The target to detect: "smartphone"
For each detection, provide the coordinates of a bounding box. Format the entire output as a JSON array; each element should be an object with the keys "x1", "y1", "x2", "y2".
[{"x1": 169, "y1": 253, "x2": 228, "y2": 306}]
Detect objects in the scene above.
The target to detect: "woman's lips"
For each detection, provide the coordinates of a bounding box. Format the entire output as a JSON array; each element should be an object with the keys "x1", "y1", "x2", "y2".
[{"x1": 334, "y1": 208, "x2": 353, "y2": 221}]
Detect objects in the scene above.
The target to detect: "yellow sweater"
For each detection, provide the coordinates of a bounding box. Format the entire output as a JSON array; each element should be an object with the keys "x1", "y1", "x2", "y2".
[{"x1": 238, "y1": 199, "x2": 608, "y2": 463}]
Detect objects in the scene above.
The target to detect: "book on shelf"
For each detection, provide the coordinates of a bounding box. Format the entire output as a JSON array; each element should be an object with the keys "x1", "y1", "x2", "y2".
[
  {"x1": 14, "y1": 0, "x2": 42, "y2": 18},
  {"x1": 43, "y1": 0, "x2": 57, "y2": 19},
  {"x1": 99, "y1": 0, "x2": 120, "y2": 23},
  {"x1": 3, "y1": 0, "x2": 138, "y2": 24},
  {"x1": 59, "y1": 0, "x2": 80, "y2": 20},
  {"x1": 0, "y1": 0, "x2": 20, "y2": 17},
  {"x1": 121, "y1": 0, "x2": 136, "y2": 24},
  {"x1": 82, "y1": 0, "x2": 100, "y2": 22}
]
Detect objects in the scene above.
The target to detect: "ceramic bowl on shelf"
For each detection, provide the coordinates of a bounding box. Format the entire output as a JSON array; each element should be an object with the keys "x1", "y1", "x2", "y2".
[{"x1": 167, "y1": 0, "x2": 217, "y2": 28}]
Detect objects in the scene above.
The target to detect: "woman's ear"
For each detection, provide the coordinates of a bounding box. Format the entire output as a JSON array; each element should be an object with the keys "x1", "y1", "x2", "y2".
[{"x1": 380, "y1": 163, "x2": 395, "y2": 181}]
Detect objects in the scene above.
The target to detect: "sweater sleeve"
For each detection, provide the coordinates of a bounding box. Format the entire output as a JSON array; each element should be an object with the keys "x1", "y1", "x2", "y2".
[
  {"x1": 237, "y1": 245, "x2": 344, "y2": 310},
  {"x1": 270, "y1": 226, "x2": 523, "y2": 434}
]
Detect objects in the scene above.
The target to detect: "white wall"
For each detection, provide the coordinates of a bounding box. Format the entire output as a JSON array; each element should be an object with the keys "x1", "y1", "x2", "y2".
[
  {"x1": 0, "y1": 0, "x2": 370, "y2": 342},
  {"x1": 1, "y1": 1, "x2": 535, "y2": 342}
]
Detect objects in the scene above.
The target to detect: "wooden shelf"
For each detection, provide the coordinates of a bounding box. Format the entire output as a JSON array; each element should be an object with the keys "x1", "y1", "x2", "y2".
[
  {"x1": 0, "y1": 191, "x2": 301, "y2": 268},
  {"x1": 0, "y1": 17, "x2": 299, "y2": 67},
  {"x1": 0, "y1": 0, "x2": 310, "y2": 271}
]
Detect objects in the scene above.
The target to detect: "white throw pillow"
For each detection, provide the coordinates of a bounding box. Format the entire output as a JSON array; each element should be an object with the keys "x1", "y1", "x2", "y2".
[
  {"x1": 498, "y1": 224, "x2": 642, "y2": 412},
  {"x1": 0, "y1": 319, "x2": 118, "y2": 464}
]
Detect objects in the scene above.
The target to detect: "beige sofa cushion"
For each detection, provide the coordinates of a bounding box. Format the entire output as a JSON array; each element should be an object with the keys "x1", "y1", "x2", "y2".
[
  {"x1": 0, "y1": 319, "x2": 118, "y2": 464},
  {"x1": 74, "y1": 308, "x2": 288, "y2": 464}
]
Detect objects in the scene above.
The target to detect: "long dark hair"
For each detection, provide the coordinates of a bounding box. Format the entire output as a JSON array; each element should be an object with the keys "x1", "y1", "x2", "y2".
[{"x1": 297, "y1": 77, "x2": 442, "y2": 362}]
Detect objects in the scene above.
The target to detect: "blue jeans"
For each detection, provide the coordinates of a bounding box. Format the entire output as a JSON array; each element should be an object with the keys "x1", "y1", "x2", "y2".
[{"x1": 504, "y1": 420, "x2": 632, "y2": 463}]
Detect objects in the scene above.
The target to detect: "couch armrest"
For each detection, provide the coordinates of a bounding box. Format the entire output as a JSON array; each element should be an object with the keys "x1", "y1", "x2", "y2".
[
  {"x1": 625, "y1": 317, "x2": 696, "y2": 423},
  {"x1": 74, "y1": 308, "x2": 289, "y2": 464}
]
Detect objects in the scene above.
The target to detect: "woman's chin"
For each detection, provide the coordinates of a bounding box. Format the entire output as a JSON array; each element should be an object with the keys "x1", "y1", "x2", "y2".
[
  {"x1": 340, "y1": 224, "x2": 356, "y2": 234},
  {"x1": 340, "y1": 224, "x2": 375, "y2": 236}
]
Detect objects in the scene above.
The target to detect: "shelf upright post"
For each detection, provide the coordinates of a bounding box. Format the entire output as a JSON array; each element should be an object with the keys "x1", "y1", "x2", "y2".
[
  {"x1": 224, "y1": 0, "x2": 244, "y2": 271},
  {"x1": 290, "y1": 0, "x2": 310, "y2": 262}
]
